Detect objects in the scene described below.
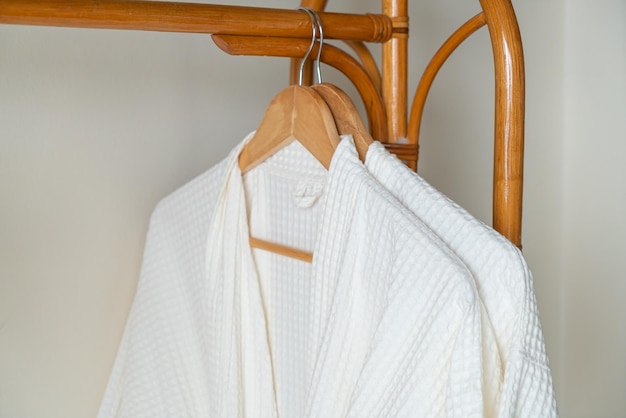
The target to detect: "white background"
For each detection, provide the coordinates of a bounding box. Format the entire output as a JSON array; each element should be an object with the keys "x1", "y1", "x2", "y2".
[{"x1": 1, "y1": 0, "x2": 624, "y2": 416}]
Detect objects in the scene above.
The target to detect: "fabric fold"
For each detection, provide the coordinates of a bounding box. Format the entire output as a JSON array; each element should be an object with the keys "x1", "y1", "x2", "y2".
[
  {"x1": 305, "y1": 138, "x2": 487, "y2": 418},
  {"x1": 364, "y1": 141, "x2": 557, "y2": 417}
]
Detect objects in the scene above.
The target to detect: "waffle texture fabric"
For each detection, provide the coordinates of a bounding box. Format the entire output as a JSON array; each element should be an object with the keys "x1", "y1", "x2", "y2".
[
  {"x1": 97, "y1": 135, "x2": 494, "y2": 417},
  {"x1": 304, "y1": 138, "x2": 485, "y2": 417},
  {"x1": 365, "y1": 141, "x2": 558, "y2": 417}
]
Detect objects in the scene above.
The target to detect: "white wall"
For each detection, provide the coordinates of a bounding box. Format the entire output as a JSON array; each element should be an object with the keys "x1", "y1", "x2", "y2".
[
  {"x1": 559, "y1": 1, "x2": 626, "y2": 416},
  {"x1": 0, "y1": 0, "x2": 624, "y2": 416}
]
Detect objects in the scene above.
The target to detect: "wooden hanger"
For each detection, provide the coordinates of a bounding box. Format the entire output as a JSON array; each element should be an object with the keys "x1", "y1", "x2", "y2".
[
  {"x1": 238, "y1": 84, "x2": 339, "y2": 173},
  {"x1": 238, "y1": 84, "x2": 339, "y2": 263},
  {"x1": 240, "y1": 8, "x2": 369, "y2": 263},
  {"x1": 311, "y1": 82, "x2": 373, "y2": 162},
  {"x1": 240, "y1": 7, "x2": 339, "y2": 172},
  {"x1": 308, "y1": 9, "x2": 372, "y2": 161}
]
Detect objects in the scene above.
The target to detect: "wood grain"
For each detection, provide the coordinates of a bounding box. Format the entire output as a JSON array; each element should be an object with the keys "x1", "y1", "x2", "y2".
[
  {"x1": 0, "y1": 0, "x2": 393, "y2": 42},
  {"x1": 249, "y1": 237, "x2": 313, "y2": 263},
  {"x1": 312, "y1": 83, "x2": 373, "y2": 162},
  {"x1": 479, "y1": 0, "x2": 525, "y2": 248},
  {"x1": 382, "y1": 0, "x2": 408, "y2": 143},
  {"x1": 239, "y1": 85, "x2": 339, "y2": 173}
]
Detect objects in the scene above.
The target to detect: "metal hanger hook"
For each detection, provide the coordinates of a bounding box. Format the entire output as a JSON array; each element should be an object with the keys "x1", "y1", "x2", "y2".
[
  {"x1": 297, "y1": 7, "x2": 317, "y2": 86},
  {"x1": 310, "y1": 9, "x2": 324, "y2": 84}
]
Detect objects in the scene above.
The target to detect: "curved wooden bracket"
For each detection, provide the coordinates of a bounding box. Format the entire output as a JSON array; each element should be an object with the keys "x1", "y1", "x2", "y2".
[
  {"x1": 407, "y1": 12, "x2": 487, "y2": 165},
  {"x1": 406, "y1": 0, "x2": 524, "y2": 248},
  {"x1": 343, "y1": 40, "x2": 383, "y2": 93},
  {"x1": 213, "y1": 34, "x2": 388, "y2": 143},
  {"x1": 480, "y1": 0, "x2": 525, "y2": 248}
]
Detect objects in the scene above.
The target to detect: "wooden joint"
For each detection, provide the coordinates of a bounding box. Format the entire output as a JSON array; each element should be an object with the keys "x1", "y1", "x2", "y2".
[
  {"x1": 383, "y1": 143, "x2": 418, "y2": 162},
  {"x1": 391, "y1": 16, "x2": 409, "y2": 28},
  {"x1": 366, "y1": 13, "x2": 394, "y2": 43},
  {"x1": 391, "y1": 16, "x2": 409, "y2": 37}
]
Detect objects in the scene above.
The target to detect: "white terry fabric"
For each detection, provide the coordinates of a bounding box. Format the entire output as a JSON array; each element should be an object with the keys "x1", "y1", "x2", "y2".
[
  {"x1": 98, "y1": 131, "x2": 277, "y2": 417},
  {"x1": 365, "y1": 142, "x2": 558, "y2": 417},
  {"x1": 98, "y1": 132, "x2": 327, "y2": 417},
  {"x1": 98, "y1": 134, "x2": 492, "y2": 417},
  {"x1": 305, "y1": 139, "x2": 486, "y2": 417}
]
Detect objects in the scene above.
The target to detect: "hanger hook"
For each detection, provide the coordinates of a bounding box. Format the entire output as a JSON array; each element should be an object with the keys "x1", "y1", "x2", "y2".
[
  {"x1": 298, "y1": 7, "x2": 317, "y2": 86},
  {"x1": 310, "y1": 9, "x2": 324, "y2": 84}
]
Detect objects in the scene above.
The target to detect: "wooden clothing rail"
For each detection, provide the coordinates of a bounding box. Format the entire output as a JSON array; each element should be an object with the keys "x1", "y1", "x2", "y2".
[
  {"x1": 0, "y1": 0, "x2": 525, "y2": 248},
  {"x1": 0, "y1": 1, "x2": 394, "y2": 41}
]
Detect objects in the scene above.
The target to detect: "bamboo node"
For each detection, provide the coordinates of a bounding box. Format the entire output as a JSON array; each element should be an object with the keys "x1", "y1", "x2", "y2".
[
  {"x1": 390, "y1": 16, "x2": 409, "y2": 38},
  {"x1": 366, "y1": 13, "x2": 393, "y2": 43},
  {"x1": 391, "y1": 16, "x2": 409, "y2": 29}
]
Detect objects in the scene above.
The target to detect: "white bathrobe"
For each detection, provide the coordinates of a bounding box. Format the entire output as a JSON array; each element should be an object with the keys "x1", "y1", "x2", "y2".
[
  {"x1": 98, "y1": 135, "x2": 489, "y2": 417},
  {"x1": 364, "y1": 142, "x2": 558, "y2": 417}
]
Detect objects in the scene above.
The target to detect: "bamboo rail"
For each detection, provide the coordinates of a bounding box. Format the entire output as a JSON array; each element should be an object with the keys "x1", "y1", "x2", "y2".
[{"x1": 0, "y1": 0, "x2": 393, "y2": 42}]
